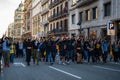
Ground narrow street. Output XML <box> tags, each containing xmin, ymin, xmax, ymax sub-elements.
<box><xmin>0</xmin><ymin>0</ymin><xmax>120</xmax><ymax>80</ymax></box>
<box><xmin>0</xmin><ymin>58</ymin><xmax>120</xmax><ymax>80</ymax></box>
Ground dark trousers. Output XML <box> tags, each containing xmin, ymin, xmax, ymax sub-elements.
<box><xmin>88</xmin><ymin>50</ymin><xmax>95</xmax><ymax>63</ymax></box>
<box><xmin>26</xmin><ymin>50</ymin><xmax>31</xmax><ymax>65</ymax></box>
<box><xmin>102</xmin><ymin>51</ymin><xmax>108</xmax><ymax>63</ymax></box>
<box><xmin>0</xmin><ymin>49</ymin><xmax>2</xmax><ymax>60</ymax></box>
<box><xmin>114</xmin><ymin>52</ymin><xmax>119</xmax><ymax>62</ymax></box>
<box><xmin>18</xmin><ymin>49</ymin><xmax>23</xmax><ymax>57</ymax></box>
<box><xmin>10</xmin><ymin>54</ymin><xmax>14</xmax><ymax>63</ymax></box>
<box><xmin>3</xmin><ymin>50</ymin><xmax>10</xmax><ymax>66</ymax></box>
<box><xmin>66</xmin><ymin>50</ymin><xmax>75</xmax><ymax>62</ymax></box>
<box><xmin>33</xmin><ymin>49</ymin><xmax>38</xmax><ymax>63</ymax></box>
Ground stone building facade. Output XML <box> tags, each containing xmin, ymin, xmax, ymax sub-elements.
<box><xmin>69</xmin><ymin>0</ymin><xmax>120</xmax><ymax>41</ymax></box>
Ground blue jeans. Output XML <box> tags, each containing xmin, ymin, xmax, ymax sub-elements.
<box><xmin>66</xmin><ymin>50</ymin><xmax>75</xmax><ymax>62</ymax></box>
<box><xmin>84</xmin><ymin>50</ymin><xmax>88</xmax><ymax>60</ymax></box>
<box><xmin>49</xmin><ymin>52</ymin><xmax>53</xmax><ymax>63</ymax></box>
<box><xmin>10</xmin><ymin>54</ymin><xmax>14</xmax><ymax>63</ymax></box>
<box><xmin>46</xmin><ymin>51</ymin><xmax>53</xmax><ymax>63</ymax></box>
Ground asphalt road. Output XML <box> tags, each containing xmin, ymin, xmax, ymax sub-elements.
<box><xmin>0</xmin><ymin>58</ymin><xmax>120</xmax><ymax>80</ymax></box>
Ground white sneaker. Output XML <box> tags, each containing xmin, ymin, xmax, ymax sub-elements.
<box><xmin>62</xmin><ymin>63</ymin><xmax>66</xmax><ymax>65</ymax></box>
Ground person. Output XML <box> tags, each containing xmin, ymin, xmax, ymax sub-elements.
<box><xmin>109</xmin><ymin>44</ymin><xmax>114</xmax><ymax>61</ymax></box>
<box><xmin>87</xmin><ymin>40</ymin><xmax>95</xmax><ymax>63</ymax></box>
<box><xmin>15</xmin><ymin>41</ymin><xmax>19</xmax><ymax>58</ymax></box>
<box><xmin>39</xmin><ymin>39</ymin><xmax>46</xmax><ymax>62</ymax></box>
<box><xmin>0</xmin><ymin>38</ymin><xmax>3</xmax><ymax>71</ymax></box>
<box><xmin>58</xmin><ymin>38</ymin><xmax>67</xmax><ymax>65</ymax></box>
<box><xmin>0</xmin><ymin>38</ymin><xmax>3</xmax><ymax>61</ymax></box>
<box><xmin>101</xmin><ymin>40</ymin><xmax>108</xmax><ymax>63</ymax></box>
<box><xmin>2</xmin><ymin>37</ymin><xmax>11</xmax><ymax>67</ymax></box>
<box><xmin>25</xmin><ymin>38</ymin><xmax>32</xmax><ymax>66</ymax></box>
<box><xmin>32</xmin><ymin>38</ymin><xmax>39</xmax><ymax>65</ymax></box>
<box><xmin>23</xmin><ymin>39</ymin><xmax>27</xmax><ymax>60</ymax></box>
<box><xmin>94</xmin><ymin>39</ymin><xmax>102</xmax><ymax>63</ymax></box>
<box><xmin>46</xmin><ymin>38</ymin><xmax>53</xmax><ymax>65</ymax></box>
<box><xmin>118</xmin><ymin>40</ymin><xmax>120</xmax><ymax>61</ymax></box>
<box><xmin>9</xmin><ymin>41</ymin><xmax>15</xmax><ymax>63</ymax></box>
<box><xmin>76</xmin><ymin>38</ymin><xmax>83</xmax><ymax>64</ymax></box>
<box><xmin>18</xmin><ymin>40</ymin><xmax>24</xmax><ymax>57</ymax></box>
<box><xmin>83</xmin><ymin>39</ymin><xmax>90</xmax><ymax>62</ymax></box>
<box><xmin>112</xmin><ymin>41</ymin><xmax>119</xmax><ymax>63</ymax></box>
<box><xmin>51</xmin><ymin>37</ymin><xmax>57</xmax><ymax>63</ymax></box>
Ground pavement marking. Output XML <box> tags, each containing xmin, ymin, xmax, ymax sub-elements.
<box><xmin>14</xmin><ymin>63</ymin><xmax>26</xmax><ymax>67</ymax></box>
<box><xmin>20</xmin><ymin>63</ymin><xmax>26</xmax><ymax>67</ymax></box>
<box><xmin>94</xmin><ymin>66</ymin><xmax>120</xmax><ymax>72</ymax></box>
<box><xmin>109</xmin><ymin>62</ymin><xmax>120</xmax><ymax>65</ymax></box>
<box><xmin>49</xmin><ymin>66</ymin><xmax>82</xmax><ymax>80</ymax></box>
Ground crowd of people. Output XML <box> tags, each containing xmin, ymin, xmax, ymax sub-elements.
<box><xmin>0</xmin><ymin>36</ymin><xmax>120</xmax><ymax>68</ymax></box>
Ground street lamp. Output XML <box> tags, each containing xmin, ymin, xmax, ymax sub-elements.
<box><xmin>77</xmin><ymin>20</ymin><xmax>82</xmax><ymax>37</ymax></box>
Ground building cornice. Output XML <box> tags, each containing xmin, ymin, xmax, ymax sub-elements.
<box><xmin>31</xmin><ymin>0</ymin><xmax>41</xmax><ymax>10</ymax></box>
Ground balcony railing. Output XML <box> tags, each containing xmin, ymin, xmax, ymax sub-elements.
<box><xmin>48</xmin><ymin>28</ymin><xmax>68</xmax><ymax>35</ymax></box>
<box><xmin>41</xmin><ymin>20</ymin><xmax>49</xmax><ymax>26</ymax></box>
<box><xmin>49</xmin><ymin>0</ymin><xmax>65</xmax><ymax>9</ymax></box>
<box><xmin>48</xmin><ymin>8</ymin><xmax>68</xmax><ymax>21</ymax></box>
<box><xmin>76</xmin><ymin>0</ymin><xmax>98</xmax><ymax>8</ymax></box>
<box><xmin>41</xmin><ymin>0</ymin><xmax>49</xmax><ymax>6</ymax></box>
<box><xmin>41</xmin><ymin>7</ymin><xmax>49</xmax><ymax>16</ymax></box>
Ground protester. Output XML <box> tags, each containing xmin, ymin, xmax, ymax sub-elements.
<box><xmin>2</xmin><ymin>37</ymin><xmax>11</xmax><ymax>67</ymax></box>
<box><xmin>25</xmin><ymin>38</ymin><xmax>32</xmax><ymax>66</ymax></box>
<box><xmin>76</xmin><ymin>38</ymin><xmax>83</xmax><ymax>64</ymax></box>
<box><xmin>32</xmin><ymin>38</ymin><xmax>40</xmax><ymax>65</ymax></box>
<box><xmin>0</xmin><ymin>38</ymin><xmax>3</xmax><ymax>61</ymax></box>
<box><xmin>9</xmin><ymin>41</ymin><xmax>15</xmax><ymax>63</ymax></box>
<box><xmin>112</xmin><ymin>41</ymin><xmax>119</xmax><ymax>63</ymax></box>
<box><xmin>0</xmin><ymin>38</ymin><xmax>3</xmax><ymax>72</ymax></box>
<box><xmin>101</xmin><ymin>40</ymin><xmax>108</xmax><ymax>63</ymax></box>
<box><xmin>18</xmin><ymin>40</ymin><xmax>24</xmax><ymax>57</ymax></box>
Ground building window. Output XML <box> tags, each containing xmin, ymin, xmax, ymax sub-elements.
<box><xmin>50</xmin><ymin>24</ymin><xmax>52</xmax><ymax>31</ymax></box>
<box><xmin>57</xmin><ymin>7</ymin><xmax>59</xmax><ymax>15</ymax></box>
<box><xmin>64</xmin><ymin>19</ymin><xmax>68</xmax><ymax>31</ymax></box>
<box><xmin>56</xmin><ymin>22</ymin><xmax>59</xmax><ymax>31</ymax></box>
<box><xmin>18</xmin><ymin>15</ymin><xmax>21</xmax><ymax>17</ymax></box>
<box><xmin>60</xmin><ymin>21</ymin><xmax>62</xmax><ymax>27</ymax></box>
<box><xmin>53</xmin><ymin>9</ymin><xmax>55</xmax><ymax>16</ymax></box>
<box><xmin>92</xmin><ymin>7</ymin><xmax>98</xmax><ymax>19</ymax></box>
<box><xmin>60</xmin><ymin>4</ymin><xmax>63</xmax><ymax>13</ymax></box>
<box><xmin>50</xmin><ymin>0</ymin><xmax>52</xmax><ymax>4</ymax></box>
<box><xmin>65</xmin><ymin>2</ymin><xmax>68</xmax><ymax>7</ymax></box>
<box><xmin>86</xmin><ymin>9</ymin><xmax>90</xmax><ymax>21</ymax></box>
<box><xmin>104</xmin><ymin>2</ymin><xmax>111</xmax><ymax>17</ymax></box>
<box><xmin>53</xmin><ymin>23</ymin><xmax>55</xmax><ymax>29</ymax></box>
<box><xmin>79</xmin><ymin>12</ymin><xmax>83</xmax><ymax>22</ymax></box>
<box><xmin>72</xmin><ymin>14</ymin><xmax>75</xmax><ymax>24</ymax></box>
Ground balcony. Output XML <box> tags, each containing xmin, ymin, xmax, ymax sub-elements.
<box><xmin>48</xmin><ymin>28</ymin><xmax>68</xmax><ymax>35</ymax></box>
<box><xmin>41</xmin><ymin>20</ymin><xmax>49</xmax><ymax>26</ymax></box>
<box><xmin>41</xmin><ymin>7</ymin><xmax>49</xmax><ymax>16</ymax></box>
<box><xmin>76</xmin><ymin>0</ymin><xmax>98</xmax><ymax>8</ymax></box>
<box><xmin>41</xmin><ymin>0</ymin><xmax>49</xmax><ymax>6</ymax></box>
<box><xmin>48</xmin><ymin>8</ymin><xmax>69</xmax><ymax>22</ymax></box>
<box><xmin>49</xmin><ymin>0</ymin><xmax>65</xmax><ymax>9</ymax></box>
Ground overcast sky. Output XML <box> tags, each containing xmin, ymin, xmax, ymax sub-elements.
<box><xmin>0</xmin><ymin>0</ymin><xmax>24</xmax><ymax>38</ymax></box>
